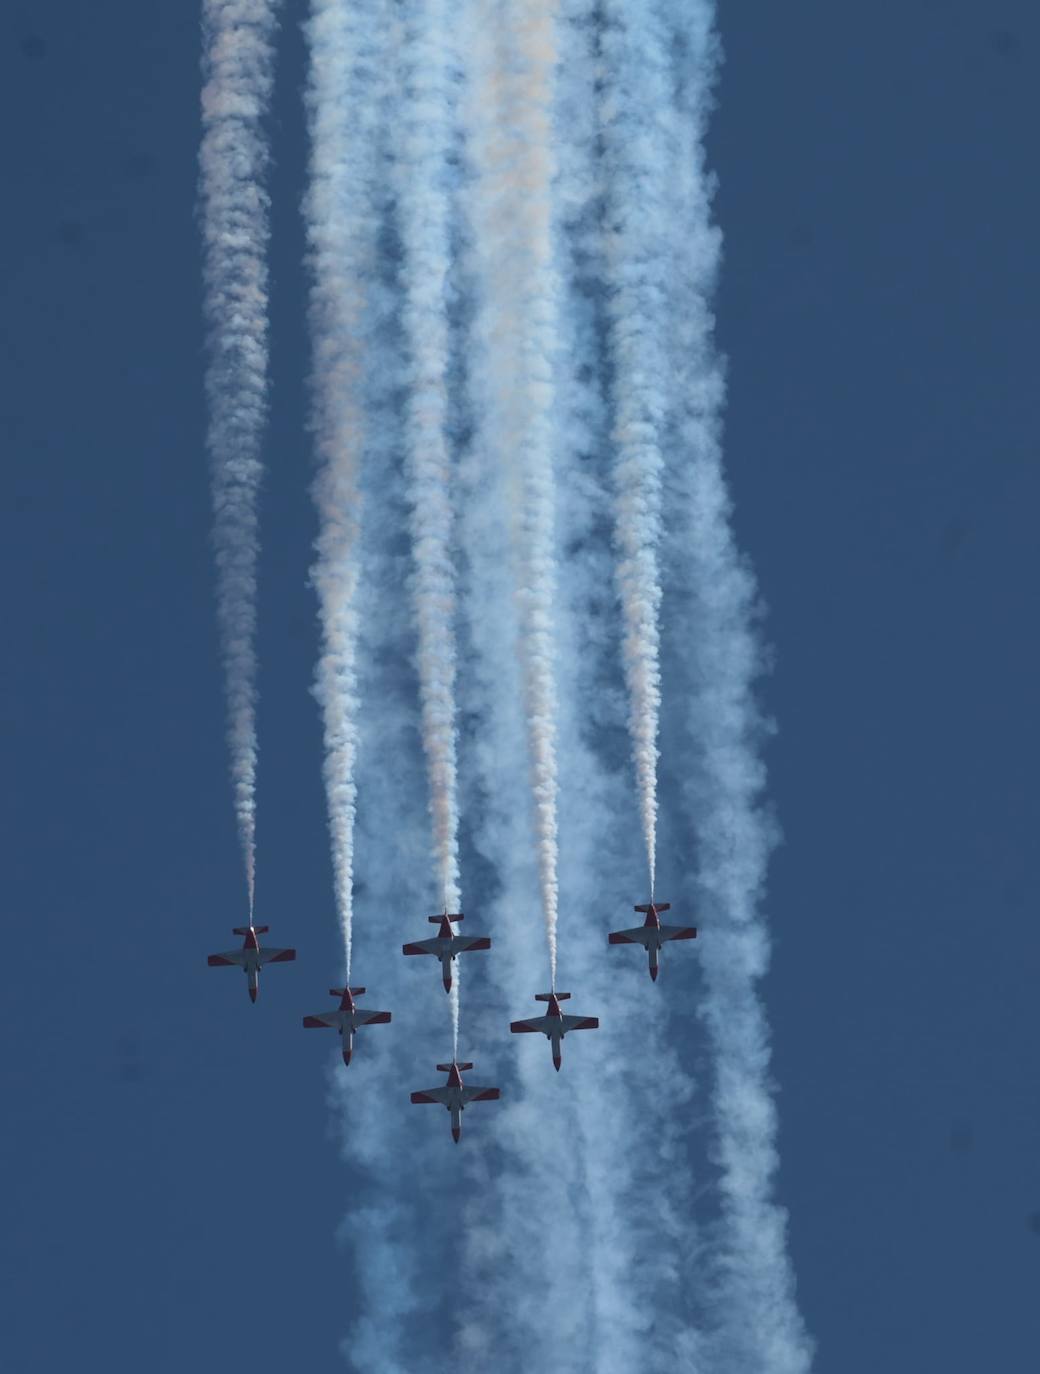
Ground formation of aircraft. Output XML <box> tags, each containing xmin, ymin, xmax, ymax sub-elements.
<box><xmin>410</xmin><ymin>1060</ymin><xmax>501</xmax><ymax>1142</ymax></box>
<box><xmin>607</xmin><ymin>902</ymin><xmax>698</xmax><ymax>981</ymax></box>
<box><xmin>207</xmin><ymin>897</ymin><xmax>698</xmax><ymax>1138</ymax></box>
<box><xmin>206</xmin><ymin>924</ymin><xmax>296</xmax><ymax>1002</ymax></box>
<box><xmin>401</xmin><ymin>911</ymin><xmax>491</xmax><ymax>992</ymax></box>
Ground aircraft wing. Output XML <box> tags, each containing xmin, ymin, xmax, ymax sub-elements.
<box><xmin>410</xmin><ymin>1086</ymin><xmax>452</xmax><ymax>1106</ymax></box>
<box><xmin>302</xmin><ymin>1011</ymin><xmax>342</xmax><ymax>1029</ymax></box>
<box><xmin>355</xmin><ymin>1009</ymin><xmax>392</xmax><ymax>1026</ymax></box>
<box><xmin>510</xmin><ymin>1015</ymin><xmax>551</xmax><ymax>1034</ymax></box>
<box><xmin>453</xmin><ymin>935</ymin><xmax>491</xmax><ymax>953</ymax></box>
<box><xmin>461</xmin><ymin>1085</ymin><xmax>500</xmax><ymax>1104</ymax></box>
<box><xmin>402</xmin><ymin>938</ymin><xmax>439</xmax><ymax>956</ymax></box>
<box><xmin>560</xmin><ymin>1014</ymin><xmax>599</xmax><ymax>1032</ymax></box>
<box><xmin>608</xmin><ymin>926</ymin><xmax>651</xmax><ymax>946</ymax></box>
<box><xmin>258</xmin><ymin>946</ymin><xmax>297</xmax><ymax>965</ymax></box>
<box><xmin>207</xmin><ymin>949</ymin><xmax>246</xmax><ymax>966</ymax></box>
<box><xmin>660</xmin><ymin>925</ymin><xmax>697</xmax><ymax>942</ymax></box>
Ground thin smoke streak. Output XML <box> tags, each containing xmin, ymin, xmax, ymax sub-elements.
<box><xmin>199</xmin><ymin>0</ymin><xmax>280</xmax><ymax>913</ymax></box>
<box><xmin>305</xmin><ymin>0</ymin><xmax>388</xmax><ymax>973</ymax></box>
<box><xmin>395</xmin><ymin>0</ymin><xmax>464</xmax><ymax>1056</ymax></box>
<box><xmin>462</xmin><ymin>0</ymin><xmax>563</xmax><ymax>987</ymax></box>
<box><xmin>599</xmin><ymin>0</ymin><xmax>671</xmax><ymax>900</ymax></box>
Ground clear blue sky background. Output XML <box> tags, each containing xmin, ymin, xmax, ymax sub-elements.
<box><xmin>1</xmin><ymin>2</ymin><xmax>1037</xmax><ymax>1370</ymax></box>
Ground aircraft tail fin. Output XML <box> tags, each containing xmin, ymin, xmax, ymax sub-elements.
<box><xmin>535</xmin><ymin>991</ymin><xmax>570</xmax><ymax>1002</ymax></box>
<box><xmin>429</xmin><ymin>912</ymin><xmax>463</xmax><ymax>924</ymax></box>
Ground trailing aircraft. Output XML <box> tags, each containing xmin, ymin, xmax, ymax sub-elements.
<box><xmin>302</xmin><ymin>986</ymin><xmax>391</xmax><ymax>1065</ymax></box>
<box><xmin>206</xmin><ymin>924</ymin><xmax>296</xmax><ymax>1002</ymax></box>
<box><xmin>608</xmin><ymin>902</ymin><xmax>697</xmax><ymax>981</ymax></box>
<box><xmin>402</xmin><ymin>912</ymin><xmax>491</xmax><ymax>993</ymax></box>
<box><xmin>509</xmin><ymin>992</ymin><xmax>599</xmax><ymax>1071</ymax></box>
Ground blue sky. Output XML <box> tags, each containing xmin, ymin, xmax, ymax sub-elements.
<box><xmin>2</xmin><ymin>2</ymin><xmax>1038</xmax><ymax>1371</ymax></box>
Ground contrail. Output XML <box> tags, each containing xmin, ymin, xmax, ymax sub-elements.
<box><xmin>198</xmin><ymin>0</ymin><xmax>280</xmax><ymax>913</ymax></box>
<box><xmin>661</xmin><ymin>2</ymin><xmax>814</xmax><ymax>1367</ymax></box>
<box><xmin>304</xmin><ymin>0</ymin><xmax>388</xmax><ymax>973</ymax></box>
<box><xmin>461</xmin><ymin>0</ymin><xmax>563</xmax><ymax>986</ymax></box>
<box><xmin>394</xmin><ymin>0</ymin><xmax>464</xmax><ymax>1055</ymax></box>
<box><xmin>599</xmin><ymin>0</ymin><xmax>672</xmax><ymax>899</ymax></box>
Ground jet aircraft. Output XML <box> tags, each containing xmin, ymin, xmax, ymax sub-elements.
<box><xmin>402</xmin><ymin>912</ymin><xmax>491</xmax><ymax>993</ymax></box>
<box><xmin>302</xmin><ymin>986</ymin><xmax>391</xmax><ymax>1065</ymax></box>
<box><xmin>410</xmin><ymin>1060</ymin><xmax>500</xmax><ymax>1142</ymax></box>
<box><xmin>206</xmin><ymin>924</ymin><xmax>296</xmax><ymax>1002</ymax></box>
<box><xmin>608</xmin><ymin>902</ymin><xmax>697</xmax><ymax>981</ymax></box>
<box><xmin>509</xmin><ymin>992</ymin><xmax>599</xmax><ymax>1070</ymax></box>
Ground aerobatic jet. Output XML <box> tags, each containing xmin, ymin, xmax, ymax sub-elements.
<box><xmin>302</xmin><ymin>986</ymin><xmax>391</xmax><ymax>1066</ymax></box>
<box><xmin>509</xmin><ymin>992</ymin><xmax>599</xmax><ymax>1071</ymax></box>
<box><xmin>206</xmin><ymin>924</ymin><xmax>296</xmax><ymax>1002</ymax></box>
<box><xmin>608</xmin><ymin>902</ymin><xmax>698</xmax><ymax>981</ymax></box>
<box><xmin>409</xmin><ymin>1060</ymin><xmax>501</xmax><ymax>1142</ymax></box>
<box><xmin>401</xmin><ymin>912</ymin><xmax>491</xmax><ymax>993</ymax></box>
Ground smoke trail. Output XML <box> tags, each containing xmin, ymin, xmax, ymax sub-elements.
<box><xmin>198</xmin><ymin>0</ymin><xmax>280</xmax><ymax>912</ymax></box>
<box><xmin>304</xmin><ymin>0</ymin><xmax>388</xmax><ymax>973</ymax></box>
<box><xmin>662</xmin><ymin>3</ymin><xmax>815</xmax><ymax>1367</ymax></box>
<box><xmin>461</xmin><ymin>0</ymin><xmax>563</xmax><ymax>986</ymax></box>
<box><xmin>598</xmin><ymin>0</ymin><xmax>674</xmax><ymax>899</ymax></box>
<box><xmin>394</xmin><ymin>0</ymin><xmax>464</xmax><ymax>1055</ymax></box>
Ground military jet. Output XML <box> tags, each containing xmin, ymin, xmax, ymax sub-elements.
<box><xmin>206</xmin><ymin>924</ymin><xmax>296</xmax><ymax>1003</ymax></box>
<box><xmin>402</xmin><ymin>912</ymin><xmax>491</xmax><ymax>993</ymax></box>
<box><xmin>509</xmin><ymin>992</ymin><xmax>599</xmax><ymax>1071</ymax></box>
<box><xmin>608</xmin><ymin>902</ymin><xmax>697</xmax><ymax>981</ymax></box>
<box><xmin>410</xmin><ymin>1060</ymin><xmax>501</xmax><ymax>1142</ymax></box>
<box><xmin>302</xmin><ymin>986</ymin><xmax>391</xmax><ymax>1065</ymax></box>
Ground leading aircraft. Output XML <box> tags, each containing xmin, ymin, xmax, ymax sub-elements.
<box><xmin>402</xmin><ymin>912</ymin><xmax>491</xmax><ymax>993</ymax></box>
<box><xmin>409</xmin><ymin>1060</ymin><xmax>501</xmax><ymax>1142</ymax></box>
<box><xmin>302</xmin><ymin>986</ymin><xmax>391</xmax><ymax>1066</ymax></box>
<box><xmin>509</xmin><ymin>992</ymin><xmax>599</xmax><ymax>1071</ymax></box>
<box><xmin>206</xmin><ymin>924</ymin><xmax>296</xmax><ymax>1002</ymax></box>
<box><xmin>608</xmin><ymin>901</ymin><xmax>697</xmax><ymax>981</ymax></box>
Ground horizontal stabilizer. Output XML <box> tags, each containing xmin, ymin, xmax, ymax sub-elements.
<box><xmin>430</xmin><ymin>912</ymin><xmax>463</xmax><ymax>923</ymax></box>
<box><xmin>437</xmin><ymin>1061</ymin><xmax>473</xmax><ymax>1072</ymax></box>
<box><xmin>535</xmin><ymin>991</ymin><xmax>569</xmax><ymax>1002</ymax></box>
<box><xmin>635</xmin><ymin>903</ymin><xmax>670</xmax><ymax>914</ymax></box>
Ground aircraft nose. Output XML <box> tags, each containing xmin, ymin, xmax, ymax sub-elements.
<box><xmin>248</xmin><ymin>986</ymin><xmax>258</xmax><ymax>1003</ymax></box>
<box><xmin>553</xmin><ymin>1057</ymin><xmax>561</xmax><ymax>1072</ymax></box>
<box><xmin>451</xmin><ymin>1127</ymin><xmax>460</xmax><ymax>1143</ymax></box>
<box><xmin>650</xmin><ymin>966</ymin><xmax>658</xmax><ymax>982</ymax></box>
<box><xmin>342</xmin><ymin>1050</ymin><xmax>352</xmax><ymax>1066</ymax></box>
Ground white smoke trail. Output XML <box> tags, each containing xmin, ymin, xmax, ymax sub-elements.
<box><xmin>662</xmin><ymin>3</ymin><xmax>814</xmax><ymax>1367</ymax></box>
<box><xmin>461</xmin><ymin>0</ymin><xmax>563</xmax><ymax>986</ymax></box>
<box><xmin>394</xmin><ymin>0</ymin><xmax>464</xmax><ymax>1056</ymax></box>
<box><xmin>198</xmin><ymin>0</ymin><xmax>280</xmax><ymax>913</ymax></box>
<box><xmin>304</xmin><ymin>0</ymin><xmax>388</xmax><ymax>974</ymax></box>
<box><xmin>598</xmin><ymin>0</ymin><xmax>673</xmax><ymax>899</ymax></box>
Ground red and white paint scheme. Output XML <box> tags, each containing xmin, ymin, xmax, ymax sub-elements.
<box><xmin>302</xmin><ymin>986</ymin><xmax>391</xmax><ymax>1066</ymax></box>
<box><xmin>608</xmin><ymin>902</ymin><xmax>698</xmax><ymax>982</ymax></box>
<box><xmin>510</xmin><ymin>992</ymin><xmax>599</xmax><ymax>1071</ymax></box>
<box><xmin>401</xmin><ymin>912</ymin><xmax>491</xmax><ymax>993</ymax></box>
<box><xmin>206</xmin><ymin>924</ymin><xmax>296</xmax><ymax>1002</ymax></box>
<box><xmin>410</xmin><ymin>1060</ymin><xmax>501</xmax><ymax>1143</ymax></box>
